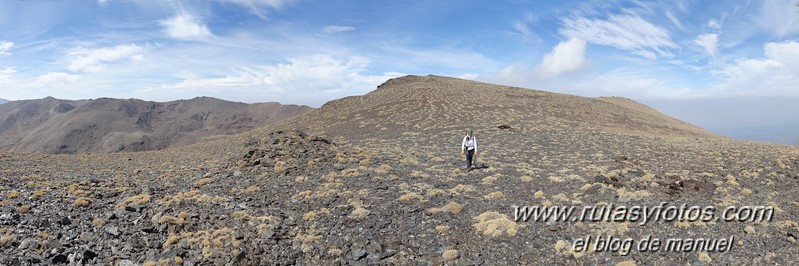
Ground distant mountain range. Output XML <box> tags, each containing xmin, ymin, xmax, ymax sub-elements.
<box><xmin>0</xmin><ymin>98</ymin><xmax>8</xmax><ymax>104</ymax></box>
<box><xmin>0</xmin><ymin>96</ymin><xmax>312</xmax><ymax>153</ymax></box>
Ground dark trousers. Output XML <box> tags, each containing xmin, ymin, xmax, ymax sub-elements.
<box><xmin>465</xmin><ymin>149</ymin><xmax>474</xmax><ymax>169</ymax></box>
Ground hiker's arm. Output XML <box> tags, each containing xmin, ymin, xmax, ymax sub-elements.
<box><xmin>474</xmin><ymin>138</ymin><xmax>478</xmax><ymax>154</ymax></box>
<box><xmin>461</xmin><ymin>137</ymin><xmax>466</xmax><ymax>155</ymax></box>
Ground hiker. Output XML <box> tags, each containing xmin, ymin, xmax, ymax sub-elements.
<box><xmin>461</xmin><ymin>130</ymin><xmax>477</xmax><ymax>171</ymax></box>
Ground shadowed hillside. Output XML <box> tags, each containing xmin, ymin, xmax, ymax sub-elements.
<box><xmin>0</xmin><ymin>76</ymin><xmax>797</xmax><ymax>265</ymax></box>
<box><xmin>0</xmin><ymin>96</ymin><xmax>312</xmax><ymax>153</ymax></box>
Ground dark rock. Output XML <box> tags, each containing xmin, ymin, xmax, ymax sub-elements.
<box><xmin>59</xmin><ymin>217</ymin><xmax>71</xmax><ymax>225</ymax></box>
<box><xmin>353</xmin><ymin>249</ymin><xmax>368</xmax><ymax>260</ymax></box>
<box><xmin>82</xmin><ymin>250</ymin><xmax>98</xmax><ymax>262</ymax></box>
<box><xmin>380</xmin><ymin>250</ymin><xmax>397</xmax><ymax>259</ymax></box>
<box><xmin>51</xmin><ymin>254</ymin><xmax>68</xmax><ymax>264</ymax></box>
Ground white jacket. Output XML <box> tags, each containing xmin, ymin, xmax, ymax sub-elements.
<box><xmin>462</xmin><ymin>136</ymin><xmax>477</xmax><ymax>151</ymax></box>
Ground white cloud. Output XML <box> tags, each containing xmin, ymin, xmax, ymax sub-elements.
<box><xmin>717</xmin><ymin>41</ymin><xmax>799</xmax><ymax>96</ymax></box>
<box><xmin>535</xmin><ymin>38</ymin><xmax>587</xmax><ymax>80</ymax></box>
<box><xmin>36</xmin><ymin>72</ymin><xmax>81</xmax><ymax>83</ymax></box>
<box><xmin>0</xmin><ymin>67</ymin><xmax>16</xmax><ymax>75</ymax></box>
<box><xmin>560</xmin><ymin>14</ymin><xmax>677</xmax><ymax>59</ymax></box>
<box><xmin>159</xmin><ymin>14</ymin><xmax>212</xmax><ymax>40</ymax></box>
<box><xmin>707</xmin><ymin>19</ymin><xmax>722</xmax><ymax>30</ymax></box>
<box><xmin>694</xmin><ymin>33</ymin><xmax>719</xmax><ymax>59</ymax></box>
<box><xmin>323</xmin><ymin>25</ymin><xmax>355</xmax><ymax>34</ymax></box>
<box><xmin>0</xmin><ymin>67</ymin><xmax>16</xmax><ymax>84</ymax></box>
<box><xmin>754</xmin><ymin>0</ymin><xmax>799</xmax><ymax>38</ymax></box>
<box><xmin>222</xmin><ymin>0</ymin><xmax>290</xmax><ymax>19</ymax></box>
<box><xmin>0</xmin><ymin>41</ymin><xmax>13</xmax><ymax>56</ymax></box>
<box><xmin>97</xmin><ymin>0</ymin><xmax>109</xmax><ymax>5</ymax></box>
<box><xmin>150</xmin><ymin>54</ymin><xmax>403</xmax><ymax>105</ymax></box>
<box><xmin>67</xmin><ymin>44</ymin><xmax>145</xmax><ymax>73</ymax></box>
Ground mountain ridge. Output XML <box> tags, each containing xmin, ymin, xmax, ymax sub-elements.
<box><xmin>0</xmin><ymin>96</ymin><xmax>312</xmax><ymax>153</ymax></box>
<box><xmin>272</xmin><ymin>75</ymin><xmax>717</xmax><ymax>141</ymax></box>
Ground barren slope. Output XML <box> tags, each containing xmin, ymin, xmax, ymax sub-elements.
<box><xmin>272</xmin><ymin>75</ymin><xmax>716</xmax><ymax>140</ymax></box>
<box><xmin>0</xmin><ymin>75</ymin><xmax>797</xmax><ymax>265</ymax></box>
<box><xmin>0</xmin><ymin>97</ymin><xmax>312</xmax><ymax>153</ymax></box>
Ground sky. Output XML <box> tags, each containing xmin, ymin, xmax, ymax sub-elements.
<box><xmin>0</xmin><ymin>0</ymin><xmax>798</xmax><ymax>142</ymax></box>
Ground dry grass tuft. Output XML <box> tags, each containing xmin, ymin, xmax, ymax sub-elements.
<box><xmin>442</xmin><ymin>249</ymin><xmax>459</xmax><ymax>261</ymax></box>
<box><xmin>428</xmin><ymin>201</ymin><xmax>463</xmax><ymax>214</ymax></box>
<box><xmin>348</xmin><ymin>200</ymin><xmax>370</xmax><ymax>219</ymax></box>
<box><xmin>304</xmin><ymin>208</ymin><xmax>331</xmax><ymax>221</ymax></box>
<box><xmin>482</xmin><ymin>173</ymin><xmax>501</xmax><ymax>184</ymax></box>
<box><xmin>376</xmin><ymin>164</ymin><xmax>393</xmax><ymax>174</ymax></box>
<box><xmin>160</xmin><ymin>212</ymin><xmax>189</xmax><ymax>225</ymax></box>
<box><xmin>435</xmin><ymin>225</ymin><xmax>450</xmax><ymax>234</ymax></box>
<box><xmin>31</xmin><ymin>190</ymin><xmax>47</xmax><ymax>200</ymax></box>
<box><xmin>399</xmin><ymin>192</ymin><xmax>425</xmax><ymax>202</ymax></box>
<box><xmin>448</xmin><ymin>184</ymin><xmax>475</xmax><ymax>195</ymax></box>
<box><xmin>359</xmin><ymin>158</ymin><xmax>371</xmax><ymax>167</ymax></box>
<box><xmin>327</xmin><ymin>248</ymin><xmax>343</xmax><ymax>257</ymax></box>
<box><xmin>93</xmin><ymin>218</ymin><xmax>105</xmax><ymax>227</ymax></box>
<box><xmin>6</xmin><ymin>191</ymin><xmax>20</xmax><ymax>199</ymax></box>
<box><xmin>163</xmin><ymin>227</ymin><xmax>235</xmax><ymax>258</ymax></box>
<box><xmin>472</xmin><ymin>211</ymin><xmax>519</xmax><ymax>237</ymax></box>
<box><xmin>74</xmin><ymin>197</ymin><xmax>92</xmax><ymax>207</ymax></box>
<box><xmin>118</xmin><ymin>194</ymin><xmax>151</xmax><ymax>208</ymax></box>
<box><xmin>399</xmin><ymin>156</ymin><xmax>420</xmax><ymax>165</ymax></box>
<box><xmin>483</xmin><ymin>191</ymin><xmax>506</xmax><ymax>200</ymax></box>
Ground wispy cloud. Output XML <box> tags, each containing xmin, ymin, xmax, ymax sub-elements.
<box><xmin>67</xmin><ymin>44</ymin><xmax>145</xmax><ymax>73</ymax></box>
<box><xmin>148</xmin><ymin>54</ymin><xmax>403</xmax><ymax>106</ymax></box>
<box><xmin>512</xmin><ymin>13</ymin><xmax>542</xmax><ymax>43</ymax></box>
<box><xmin>753</xmin><ymin>0</ymin><xmax>799</xmax><ymax>38</ymax></box>
<box><xmin>0</xmin><ymin>67</ymin><xmax>16</xmax><ymax>84</ymax></box>
<box><xmin>665</xmin><ymin>10</ymin><xmax>684</xmax><ymax>31</ymax></box>
<box><xmin>222</xmin><ymin>0</ymin><xmax>290</xmax><ymax>19</ymax></box>
<box><xmin>0</xmin><ymin>41</ymin><xmax>13</xmax><ymax>56</ymax></box>
<box><xmin>560</xmin><ymin>14</ymin><xmax>677</xmax><ymax>59</ymax></box>
<box><xmin>36</xmin><ymin>72</ymin><xmax>81</xmax><ymax>83</ymax></box>
<box><xmin>159</xmin><ymin>14</ymin><xmax>212</xmax><ymax>40</ymax></box>
<box><xmin>535</xmin><ymin>38</ymin><xmax>587</xmax><ymax>80</ymax></box>
<box><xmin>322</xmin><ymin>25</ymin><xmax>355</xmax><ymax>34</ymax></box>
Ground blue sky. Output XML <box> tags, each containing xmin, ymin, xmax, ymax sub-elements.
<box><xmin>1</xmin><ymin>0</ymin><xmax>799</xmax><ymax>108</ymax></box>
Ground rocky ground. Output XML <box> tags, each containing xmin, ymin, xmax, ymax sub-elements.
<box><xmin>1</xmin><ymin>75</ymin><xmax>798</xmax><ymax>265</ymax></box>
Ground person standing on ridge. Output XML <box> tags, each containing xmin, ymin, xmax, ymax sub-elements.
<box><xmin>461</xmin><ymin>130</ymin><xmax>477</xmax><ymax>171</ymax></box>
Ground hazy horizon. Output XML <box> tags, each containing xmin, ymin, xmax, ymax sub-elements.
<box><xmin>1</xmin><ymin>89</ymin><xmax>796</xmax><ymax>146</ymax></box>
